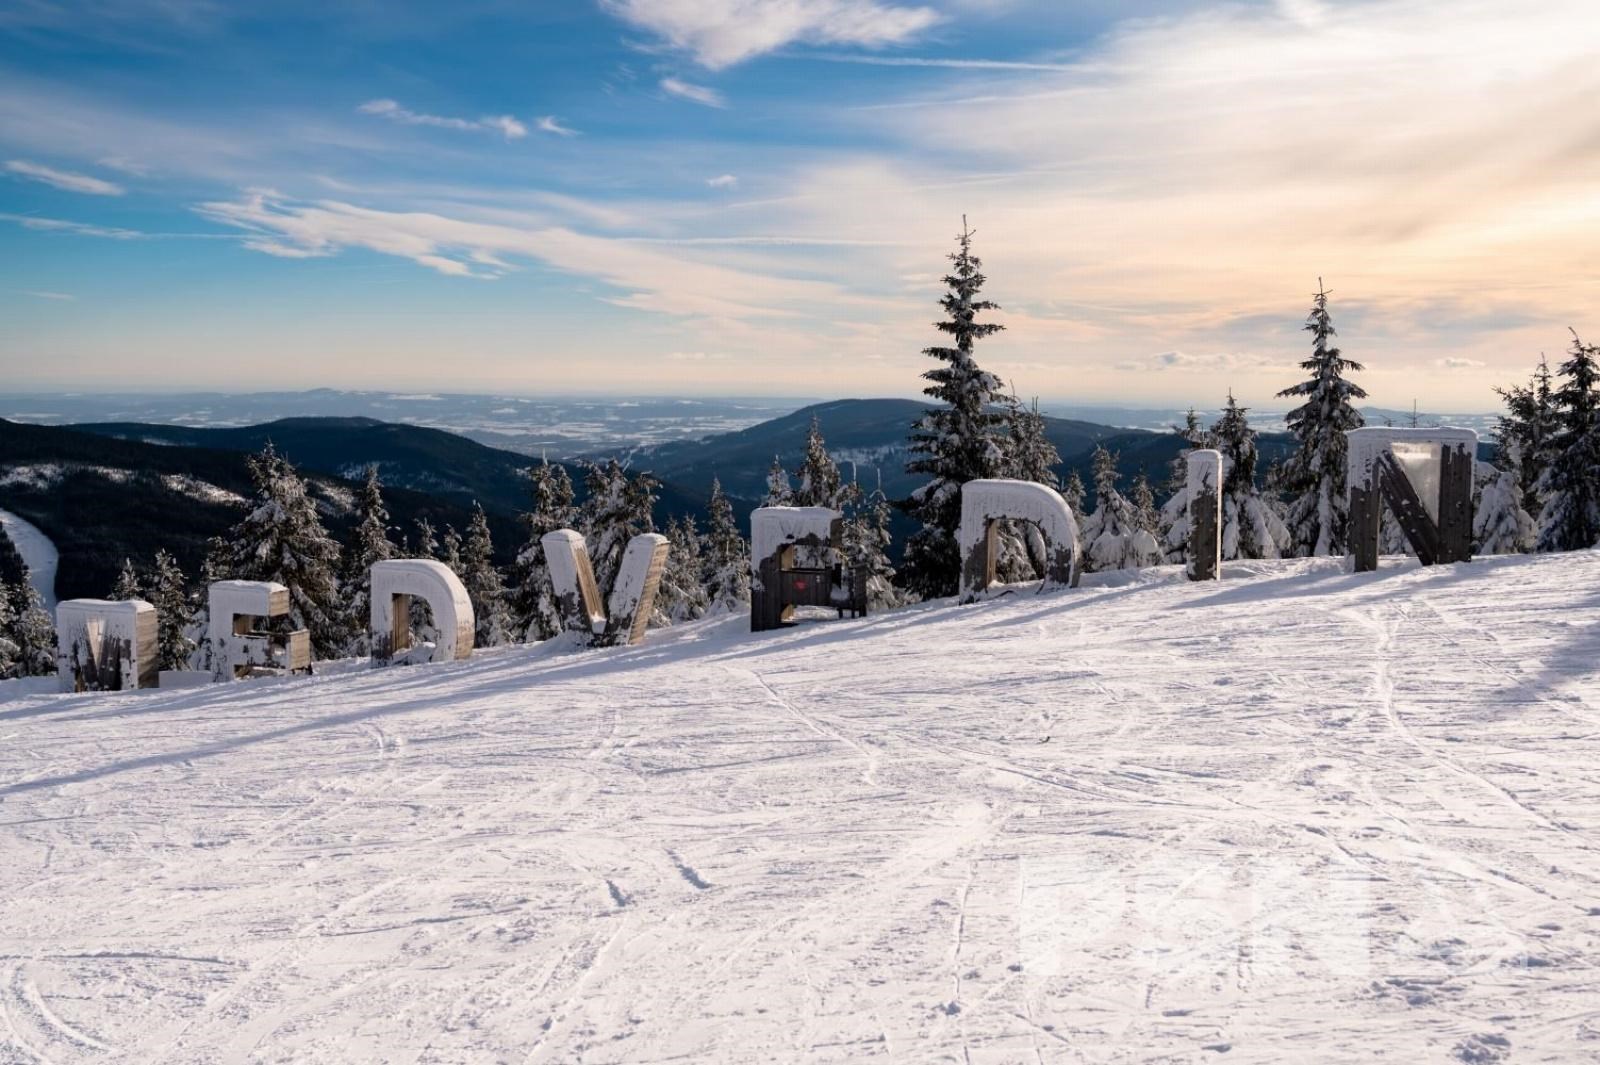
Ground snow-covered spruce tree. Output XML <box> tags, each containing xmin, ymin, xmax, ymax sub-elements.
<box><xmin>460</xmin><ymin>503</ymin><xmax>513</xmax><ymax>647</ymax></box>
<box><xmin>341</xmin><ymin>464</ymin><xmax>398</xmax><ymax>656</ymax></box>
<box><xmin>1212</xmin><ymin>393</ymin><xmax>1291</xmax><ymax>560</ymax></box>
<box><xmin>795</xmin><ymin>416</ymin><xmax>849</xmax><ymax>509</ymax></box>
<box><xmin>1276</xmin><ymin>282</ymin><xmax>1367</xmax><ymax>556</ymax></box>
<box><xmin>845</xmin><ymin>480</ymin><xmax>907</xmax><ymax>609</ymax></box>
<box><xmin>220</xmin><ymin>442</ymin><xmax>345</xmax><ymax>659</ymax></box>
<box><xmin>185</xmin><ymin>537</ymin><xmax>230</xmax><ymax>672</ymax></box>
<box><xmin>1004</xmin><ymin>393</ymin><xmax>1061</xmax><ymax>487</ymax></box>
<box><xmin>112</xmin><ymin>558</ymin><xmax>142</xmax><ymax>601</ymax></box>
<box><xmin>8</xmin><ymin>581</ymin><xmax>56</xmax><ymax>677</ymax></box>
<box><xmin>1131</xmin><ymin>472</ymin><xmax>1159</xmax><ymax>537</ymax></box>
<box><xmin>701</xmin><ymin>477</ymin><xmax>750</xmax><ymax>614</ymax></box>
<box><xmin>902</xmin><ymin>218</ymin><xmax>1012</xmax><ymax>598</ymax></box>
<box><xmin>1474</xmin><ymin>462</ymin><xmax>1535</xmax><ymax>555</ymax></box>
<box><xmin>1536</xmin><ymin>331</ymin><xmax>1600</xmax><ymax>552</ymax></box>
<box><xmin>1060</xmin><ymin>468</ymin><xmax>1086</xmax><ymax>517</ymax></box>
<box><xmin>149</xmin><ymin>548</ymin><xmax>195</xmax><ymax>672</ymax></box>
<box><xmin>0</xmin><ymin>585</ymin><xmax>17</xmax><ymax>679</ymax></box>
<box><xmin>441</xmin><ymin>525</ymin><xmax>463</xmax><ymax>575</ymax></box>
<box><xmin>580</xmin><ymin>459</ymin><xmax>659</xmax><ymax>598</ymax></box>
<box><xmin>1495</xmin><ymin>356</ymin><xmax>1560</xmax><ymax>519</ymax></box>
<box><xmin>0</xmin><ymin>525</ymin><xmax>25</xmax><ymax>590</ymax></box>
<box><xmin>764</xmin><ymin>456</ymin><xmax>795</xmax><ymax>507</ymax></box>
<box><xmin>1080</xmin><ymin>446</ymin><xmax>1161</xmax><ymax>572</ymax></box>
<box><xmin>1159</xmin><ymin>410</ymin><xmax>1216</xmax><ymax>563</ymax></box>
<box><xmin>656</xmin><ymin>515</ymin><xmax>710</xmax><ymax>624</ymax></box>
<box><xmin>413</xmin><ymin>517</ymin><xmax>440</xmax><ymax>560</ymax></box>
<box><xmin>510</xmin><ymin>459</ymin><xmax>577</xmax><ymax>642</ymax></box>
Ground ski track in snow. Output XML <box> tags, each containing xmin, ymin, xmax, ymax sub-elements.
<box><xmin>0</xmin><ymin>509</ymin><xmax>57</xmax><ymax>611</ymax></box>
<box><xmin>1</xmin><ymin>551</ymin><xmax>1599</xmax><ymax>1062</ymax></box>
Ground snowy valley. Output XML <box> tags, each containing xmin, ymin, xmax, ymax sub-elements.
<box><xmin>3</xmin><ymin>550</ymin><xmax>1598</xmax><ymax>1063</ymax></box>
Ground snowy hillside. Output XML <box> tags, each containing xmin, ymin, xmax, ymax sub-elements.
<box><xmin>0</xmin><ymin>507</ymin><xmax>57</xmax><ymax>609</ymax></box>
<box><xmin>2</xmin><ymin>551</ymin><xmax>1598</xmax><ymax>1063</ymax></box>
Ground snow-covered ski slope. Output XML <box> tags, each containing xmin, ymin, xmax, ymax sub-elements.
<box><xmin>0</xmin><ymin>508</ymin><xmax>57</xmax><ymax>610</ymax></box>
<box><xmin>3</xmin><ymin>552</ymin><xmax>1599</xmax><ymax>1064</ymax></box>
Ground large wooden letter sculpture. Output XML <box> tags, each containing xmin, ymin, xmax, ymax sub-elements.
<box><xmin>1347</xmin><ymin>427</ymin><xmax>1477</xmax><ymax>572</ymax></box>
<box><xmin>750</xmin><ymin>507</ymin><xmax>867</xmax><ymax>632</ymax></box>
<box><xmin>369</xmin><ymin>559</ymin><xmax>474</xmax><ymax>666</ymax></box>
<box><xmin>56</xmin><ymin>598</ymin><xmax>158</xmax><ymax>692</ymax></box>
<box><xmin>1187</xmin><ymin>449</ymin><xmax>1223</xmax><ymax>582</ymax></box>
<box><xmin>958</xmin><ymin>479</ymin><xmax>1081</xmax><ymax>604</ymax></box>
<box><xmin>541</xmin><ymin>530</ymin><xmax>670</xmax><ymax>647</ymax></box>
<box><xmin>208</xmin><ymin>580</ymin><xmax>312</xmax><ymax>680</ymax></box>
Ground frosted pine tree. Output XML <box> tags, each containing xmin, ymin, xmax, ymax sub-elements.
<box><xmin>1003</xmin><ymin>394</ymin><xmax>1061</xmax><ymax>486</ymax></box>
<box><xmin>221</xmin><ymin>442</ymin><xmax>345</xmax><ymax>659</ymax></box>
<box><xmin>580</xmin><ymin>460</ymin><xmax>659</xmax><ymax>597</ymax></box>
<box><xmin>656</xmin><ymin>516</ymin><xmax>710</xmax><ymax>624</ymax></box>
<box><xmin>441</xmin><ymin>525</ymin><xmax>463</xmax><ymax>576</ymax></box>
<box><xmin>8</xmin><ymin>582</ymin><xmax>56</xmax><ymax>677</ymax></box>
<box><xmin>1080</xmin><ymin>447</ymin><xmax>1161</xmax><ymax>571</ymax></box>
<box><xmin>701</xmin><ymin>478</ymin><xmax>750</xmax><ymax>614</ymax></box>
<box><xmin>845</xmin><ymin>480</ymin><xmax>907</xmax><ymax>609</ymax></box>
<box><xmin>1061</xmin><ymin>469</ymin><xmax>1086</xmax><ymax>516</ymax></box>
<box><xmin>341</xmin><ymin>464</ymin><xmax>398</xmax><ymax>655</ymax></box>
<box><xmin>1131</xmin><ymin>472</ymin><xmax>1159</xmax><ymax>536</ymax></box>
<box><xmin>1536</xmin><ymin>331</ymin><xmax>1600</xmax><ymax>552</ymax></box>
<box><xmin>1276</xmin><ymin>282</ymin><xmax>1367</xmax><ymax>556</ymax></box>
<box><xmin>1159</xmin><ymin>410</ymin><xmax>1215</xmax><ymax>563</ymax></box>
<box><xmin>1213</xmin><ymin>393</ymin><xmax>1291</xmax><ymax>560</ymax></box>
<box><xmin>510</xmin><ymin>459</ymin><xmax>577</xmax><ymax>642</ymax></box>
<box><xmin>1494</xmin><ymin>356</ymin><xmax>1560</xmax><ymax>518</ymax></box>
<box><xmin>413</xmin><ymin>517</ymin><xmax>440</xmax><ymax>560</ymax></box>
<box><xmin>461</xmin><ymin>504</ymin><xmax>513</xmax><ymax>647</ymax></box>
<box><xmin>902</xmin><ymin>218</ymin><xmax>1011</xmax><ymax>598</ymax></box>
<box><xmin>186</xmin><ymin>538</ymin><xmax>229</xmax><ymax>672</ymax></box>
<box><xmin>150</xmin><ymin>549</ymin><xmax>195</xmax><ymax>672</ymax></box>
<box><xmin>0</xmin><ymin>585</ymin><xmax>17</xmax><ymax>679</ymax></box>
<box><xmin>795</xmin><ymin>416</ymin><xmax>853</xmax><ymax>509</ymax></box>
<box><xmin>1474</xmin><ymin>462</ymin><xmax>1535</xmax><ymax>555</ymax></box>
<box><xmin>112</xmin><ymin>558</ymin><xmax>142</xmax><ymax>601</ymax></box>
<box><xmin>764</xmin><ymin>456</ymin><xmax>795</xmax><ymax>507</ymax></box>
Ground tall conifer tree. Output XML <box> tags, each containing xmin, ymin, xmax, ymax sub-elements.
<box><xmin>902</xmin><ymin>218</ymin><xmax>1010</xmax><ymax>598</ymax></box>
<box><xmin>1276</xmin><ymin>282</ymin><xmax>1367</xmax><ymax>556</ymax></box>
<box><xmin>1536</xmin><ymin>331</ymin><xmax>1600</xmax><ymax>551</ymax></box>
<box><xmin>510</xmin><ymin>459</ymin><xmax>577</xmax><ymax>641</ymax></box>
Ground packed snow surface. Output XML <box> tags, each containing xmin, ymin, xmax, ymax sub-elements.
<box><xmin>0</xmin><ymin>507</ymin><xmax>58</xmax><ymax>610</ymax></box>
<box><xmin>3</xmin><ymin>551</ymin><xmax>1600</xmax><ymax>1063</ymax></box>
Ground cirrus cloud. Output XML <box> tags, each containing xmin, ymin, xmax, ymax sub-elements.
<box><xmin>4</xmin><ymin>159</ymin><xmax>123</xmax><ymax>195</ymax></box>
<box><xmin>357</xmin><ymin>99</ymin><xmax>527</xmax><ymax>140</ymax></box>
<box><xmin>605</xmin><ymin>0</ymin><xmax>939</xmax><ymax>69</ymax></box>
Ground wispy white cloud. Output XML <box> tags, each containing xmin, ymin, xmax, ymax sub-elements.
<box><xmin>193</xmin><ymin>190</ymin><xmax>892</xmax><ymax>321</ymax></box>
<box><xmin>21</xmin><ymin>290</ymin><xmax>75</xmax><ymax>301</ymax></box>
<box><xmin>799</xmin><ymin>52</ymin><xmax>1073</xmax><ymax>70</ymax></box>
<box><xmin>0</xmin><ymin>212</ymin><xmax>141</xmax><ymax>238</ymax></box>
<box><xmin>705</xmin><ymin>173</ymin><xmax>738</xmax><ymax>188</ymax></box>
<box><xmin>357</xmin><ymin>99</ymin><xmax>527</xmax><ymax>140</ymax></box>
<box><xmin>536</xmin><ymin>115</ymin><xmax>579</xmax><ymax>136</ymax></box>
<box><xmin>660</xmin><ymin>77</ymin><xmax>725</xmax><ymax>107</ymax></box>
<box><xmin>605</xmin><ymin>0</ymin><xmax>939</xmax><ymax>68</ymax></box>
<box><xmin>1435</xmin><ymin>357</ymin><xmax>1487</xmax><ymax>370</ymax></box>
<box><xmin>4</xmin><ymin>159</ymin><xmax>123</xmax><ymax>195</ymax></box>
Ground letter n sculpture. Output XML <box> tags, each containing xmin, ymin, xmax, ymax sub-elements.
<box><xmin>1346</xmin><ymin>427</ymin><xmax>1477</xmax><ymax>572</ymax></box>
<box><xmin>541</xmin><ymin>530</ymin><xmax>670</xmax><ymax>647</ymax></box>
<box><xmin>958</xmin><ymin>479</ymin><xmax>1081</xmax><ymax>604</ymax></box>
<box><xmin>1187</xmin><ymin>449</ymin><xmax>1223</xmax><ymax>581</ymax></box>
<box><xmin>56</xmin><ymin>598</ymin><xmax>158</xmax><ymax>692</ymax></box>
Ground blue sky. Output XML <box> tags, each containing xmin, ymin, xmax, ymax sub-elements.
<box><xmin>1</xmin><ymin>0</ymin><xmax>1595</xmax><ymax>407</ymax></box>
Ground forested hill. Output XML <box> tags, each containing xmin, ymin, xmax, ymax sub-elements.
<box><xmin>635</xmin><ymin>397</ymin><xmax>1299</xmax><ymax>505</ymax></box>
<box><xmin>72</xmin><ymin>417</ymin><xmax>707</xmax><ymax>521</ymax></box>
<box><xmin>0</xmin><ymin>419</ymin><xmax>525</xmax><ymax>601</ymax></box>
